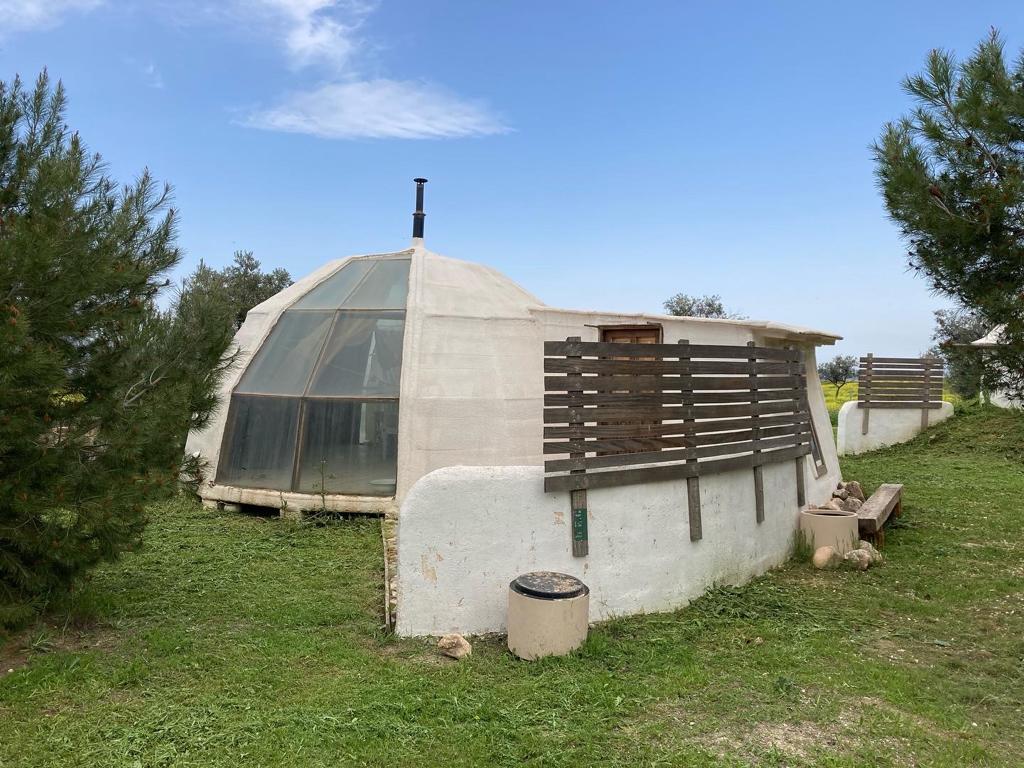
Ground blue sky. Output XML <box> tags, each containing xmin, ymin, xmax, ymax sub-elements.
<box><xmin>3</xmin><ymin>1</ymin><xmax>1023</xmax><ymax>357</ymax></box>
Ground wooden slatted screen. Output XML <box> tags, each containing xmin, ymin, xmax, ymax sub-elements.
<box><xmin>543</xmin><ymin>339</ymin><xmax>813</xmax><ymax>508</ymax></box>
<box><xmin>857</xmin><ymin>355</ymin><xmax>944</xmax><ymax>434</ymax></box>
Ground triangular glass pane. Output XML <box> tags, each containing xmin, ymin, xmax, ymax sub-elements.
<box><xmin>235</xmin><ymin>311</ymin><xmax>333</xmax><ymax>394</ymax></box>
<box><xmin>341</xmin><ymin>259</ymin><xmax>410</xmax><ymax>309</ymax></box>
<box><xmin>291</xmin><ymin>259</ymin><xmax>374</xmax><ymax>310</ymax></box>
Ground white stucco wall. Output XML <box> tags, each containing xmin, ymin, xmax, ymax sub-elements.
<box><xmin>989</xmin><ymin>389</ymin><xmax>1021</xmax><ymax>409</ymax></box>
<box><xmin>836</xmin><ymin>400</ymin><xmax>954</xmax><ymax>455</ymax></box>
<box><xmin>395</xmin><ymin>459</ymin><xmax>837</xmax><ymax>637</ymax></box>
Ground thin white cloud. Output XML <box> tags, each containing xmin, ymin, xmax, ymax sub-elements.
<box><xmin>2</xmin><ymin>0</ymin><xmax>509</xmax><ymax>140</ymax></box>
<box><xmin>0</xmin><ymin>0</ymin><xmax>102</xmax><ymax>31</ymax></box>
<box><xmin>236</xmin><ymin>0</ymin><xmax>373</xmax><ymax>72</ymax></box>
<box><xmin>234</xmin><ymin>0</ymin><xmax>508</xmax><ymax>140</ymax></box>
<box><xmin>244</xmin><ymin>79</ymin><xmax>508</xmax><ymax>139</ymax></box>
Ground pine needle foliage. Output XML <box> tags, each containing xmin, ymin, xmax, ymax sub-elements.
<box><xmin>873</xmin><ymin>29</ymin><xmax>1024</xmax><ymax>400</ymax></box>
<box><xmin>0</xmin><ymin>72</ymin><xmax>236</xmax><ymax>627</ymax></box>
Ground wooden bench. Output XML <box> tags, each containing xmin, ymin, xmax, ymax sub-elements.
<box><xmin>857</xmin><ymin>483</ymin><xmax>904</xmax><ymax>546</ymax></box>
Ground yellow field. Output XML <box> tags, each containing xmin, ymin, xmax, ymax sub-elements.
<box><xmin>820</xmin><ymin>381</ymin><xmax>962</xmax><ymax>423</ymax></box>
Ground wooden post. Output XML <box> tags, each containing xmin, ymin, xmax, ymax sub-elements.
<box><xmin>678</xmin><ymin>339</ymin><xmax>702</xmax><ymax>541</ymax></box>
<box><xmin>920</xmin><ymin>358</ymin><xmax>932</xmax><ymax>430</ymax></box>
<box><xmin>792</xmin><ymin>346</ymin><xmax>807</xmax><ymax>507</ymax></box>
<box><xmin>566</xmin><ymin>337</ymin><xmax>588</xmax><ymax>557</ymax></box>
<box><xmin>748</xmin><ymin>341</ymin><xmax>764</xmax><ymax>524</ymax></box>
<box><xmin>861</xmin><ymin>352</ymin><xmax>872</xmax><ymax>436</ymax></box>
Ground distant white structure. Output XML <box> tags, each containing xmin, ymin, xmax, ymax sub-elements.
<box><xmin>836</xmin><ymin>399</ymin><xmax>954</xmax><ymax>455</ymax></box>
<box><xmin>835</xmin><ymin>355</ymin><xmax>953</xmax><ymax>455</ymax></box>
<box><xmin>971</xmin><ymin>325</ymin><xmax>1021</xmax><ymax>408</ymax></box>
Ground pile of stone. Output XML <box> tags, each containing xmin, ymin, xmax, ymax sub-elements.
<box><xmin>812</xmin><ymin>539</ymin><xmax>884</xmax><ymax>571</ymax></box>
<box><xmin>809</xmin><ymin>479</ymin><xmax>885</xmax><ymax>571</ymax></box>
<box><xmin>810</xmin><ymin>479</ymin><xmax>866</xmax><ymax>513</ymax></box>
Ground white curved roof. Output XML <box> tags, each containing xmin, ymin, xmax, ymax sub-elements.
<box><xmin>972</xmin><ymin>325</ymin><xmax>1006</xmax><ymax>347</ymax></box>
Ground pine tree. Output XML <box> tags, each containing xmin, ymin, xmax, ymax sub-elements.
<box><xmin>0</xmin><ymin>72</ymin><xmax>235</xmax><ymax>626</ymax></box>
<box><xmin>873</xmin><ymin>30</ymin><xmax>1024</xmax><ymax>400</ymax></box>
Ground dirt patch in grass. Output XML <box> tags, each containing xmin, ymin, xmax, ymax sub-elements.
<box><xmin>0</xmin><ymin>639</ymin><xmax>29</xmax><ymax>675</ymax></box>
<box><xmin>1</xmin><ymin>619</ymin><xmax>121</xmax><ymax>674</ymax></box>
<box><xmin>678</xmin><ymin>697</ymin><xmax>949</xmax><ymax>766</ymax></box>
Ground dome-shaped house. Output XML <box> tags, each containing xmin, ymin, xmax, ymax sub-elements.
<box><xmin>186</xmin><ymin>181</ymin><xmax>843</xmax><ymax>518</ymax></box>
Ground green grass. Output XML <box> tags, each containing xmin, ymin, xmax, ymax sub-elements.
<box><xmin>2</xmin><ymin>406</ymin><xmax>1023</xmax><ymax>766</ymax></box>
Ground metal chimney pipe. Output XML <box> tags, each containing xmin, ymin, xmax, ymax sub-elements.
<box><xmin>412</xmin><ymin>178</ymin><xmax>428</xmax><ymax>240</ymax></box>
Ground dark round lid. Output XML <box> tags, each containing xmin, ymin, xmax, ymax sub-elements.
<box><xmin>510</xmin><ymin>571</ymin><xmax>587</xmax><ymax>600</ymax></box>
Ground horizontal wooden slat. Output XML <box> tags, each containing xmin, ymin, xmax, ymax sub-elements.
<box><xmin>860</xmin><ymin>385</ymin><xmax>943</xmax><ymax>393</ymax></box>
<box><xmin>861</xmin><ymin>391</ymin><xmax>943</xmax><ymax>399</ymax></box>
<box><xmin>543</xmin><ymin>444</ymin><xmax>812</xmax><ymax>492</ymax></box>
<box><xmin>860</xmin><ymin>364</ymin><xmax>941</xmax><ymax>369</ymax></box>
<box><xmin>544</xmin><ymin>415</ymin><xmax>806</xmax><ymax>438</ymax></box>
<box><xmin>543</xmin><ymin>422</ymin><xmax>811</xmax><ymax>455</ymax></box>
<box><xmin>543</xmin><ymin>399</ymin><xmax>804</xmax><ymax>424</ymax></box>
<box><xmin>545</xmin><ymin>431</ymin><xmax>811</xmax><ymax>472</ymax></box>
<box><xmin>545</xmin><ymin>340</ymin><xmax>802</xmax><ymax>361</ymax></box>
<box><xmin>860</xmin><ymin>357</ymin><xmax>942</xmax><ymax>365</ymax></box>
<box><xmin>860</xmin><ymin>382</ymin><xmax>937</xmax><ymax>391</ymax></box>
<box><xmin>860</xmin><ymin>397</ymin><xmax>937</xmax><ymax>403</ymax></box>
<box><xmin>858</xmin><ymin>402</ymin><xmax>944</xmax><ymax>410</ymax></box>
<box><xmin>860</xmin><ymin>370</ymin><xmax>937</xmax><ymax>376</ymax></box>
<box><xmin>684</xmin><ymin>375</ymin><xmax>802</xmax><ymax>390</ymax></box>
<box><xmin>861</xmin><ymin>391</ymin><xmax>944</xmax><ymax>399</ymax></box>
<box><xmin>544</xmin><ymin>374</ymin><xmax>803</xmax><ymax>392</ymax></box>
<box><xmin>860</xmin><ymin>381</ymin><xmax>943</xmax><ymax>389</ymax></box>
<box><xmin>856</xmin><ymin>374</ymin><xmax>937</xmax><ymax>382</ymax></box>
<box><xmin>544</xmin><ymin>358</ymin><xmax>800</xmax><ymax>376</ymax></box>
<box><xmin>544</xmin><ymin>417</ymin><xmax>806</xmax><ymax>442</ymax></box>
<box><xmin>544</xmin><ymin>388</ymin><xmax>803</xmax><ymax>407</ymax></box>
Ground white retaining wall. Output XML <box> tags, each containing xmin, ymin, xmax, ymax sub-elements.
<box><xmin>395</xmin><ymin>457</ymin><xmax>839</xmax><ymax>637</ymax></box>
<box><xmin>836</xmin><ymin>400</ymin><xmax>954</xmax><ymax>456</ymax></box>
<box><xmin>989</xmin><ymin>389</ymin><xmax>1021</xmax><ymax>409</ymax></box>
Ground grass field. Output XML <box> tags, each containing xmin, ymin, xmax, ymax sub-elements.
<box><xmin>2</xmin><ymin>405</ymin><xmax>1023</xmax><ymax>767</ymax></box>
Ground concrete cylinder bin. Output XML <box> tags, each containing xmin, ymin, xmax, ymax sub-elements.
<box><xmin>507</xmin><ymin>571</ymin><xmax>590</xmax><ymax>660</ymax></box>
<box><xmin>799</xmin><ymin>508</ymin><xmax>859</xmax><ymax>554</ymax></box>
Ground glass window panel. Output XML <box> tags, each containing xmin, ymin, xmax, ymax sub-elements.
<box><xmin>216</xmin><ymin>395</ymin><xmax>300</xmax><ymax>489</ymax></box>
<box><xmin>297</xmin><ymin>400</ymin><xmax>399</xmax><ymax>496</ymax></box>
<box><xmin>307</xmin><ymin>312</ymin><xmax>405</xmax><ymax>397</ymax></box>
<box><xmin>290</xmin><ymin>259</ymin><xmax>374</xmax><ymax>310</ymax></box>
<box><xmin>340</xmin><ymin>259</ymin><xmax>410</xmax><ymax>309</ymax></box>
<box><xmin>235</xmin><ymin>311</ymin><xmax>333</xmax><ymax>394</ymax></box>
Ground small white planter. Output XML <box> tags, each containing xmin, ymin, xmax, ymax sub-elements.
<box><xmin>799</xmin><ymin>508</ymin><xmax>858</xmax><ymax>555</ymax></box>
<box><xmin>507</xmin><ymin>572</ymin><xmax>590</xmax><ymax>660</ymax></box>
